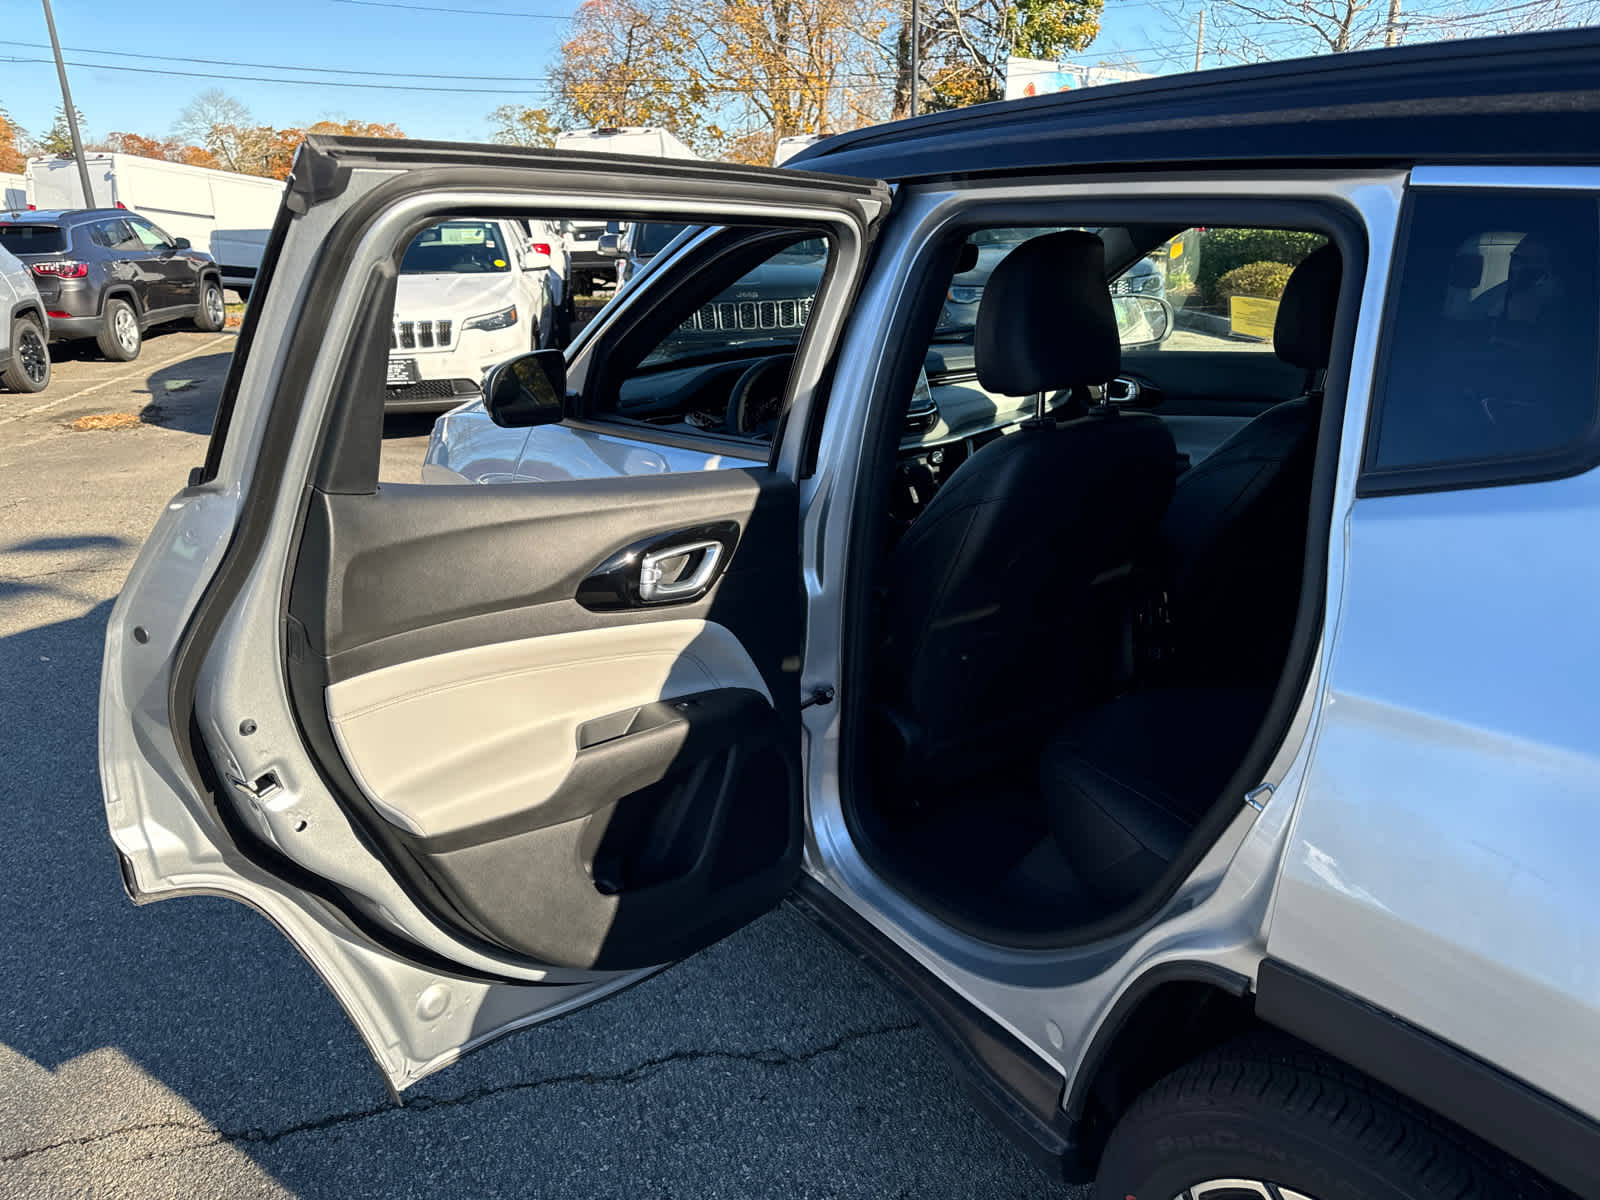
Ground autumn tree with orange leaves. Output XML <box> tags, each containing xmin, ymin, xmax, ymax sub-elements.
<box><xmin>489</xmin><ymin>0</ymin><xmax>1102</xmax><ymax>163</ymax></box>
<box><xmin>171</xmin><ymin>90</ymin><xmax>405</xmax><ymax>179</ymax></box>
<box><xmin>0</xmin><ymin>106</ymin><xmax>26</xmax><ymax>174</ymax></box>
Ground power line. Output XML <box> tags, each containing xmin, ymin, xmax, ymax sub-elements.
<box><xmin>331</xmin><ymin>0</ymin><xmax>573</xmax><ymax>19</ymax></box>
<box><xmin>0</xmin><ymin>39</ymin><xmax>561</xmax><ymax>82</ymax></box>
<box><xmin>1</xmin><ymin>55</ymin><xmax>564</xmax><ymax>94</ymax></box>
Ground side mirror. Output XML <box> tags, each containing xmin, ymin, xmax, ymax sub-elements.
<box><xmin>172</xmin><ymin>236</ymin><xmax>191</xmax><ymax>250</ymax></box>
<box><xmin>1114</xmin><ymin>295</ymin><xmax>1175</xmax><ymax>350</ymax></box>
<box><xmin>604</xmin><ymin>219</ymin><xmax>623</xmax><ymax>236</ymax></box>
<box><xmin>485</xmin><ymin>350</ymin><xmax>567</xmax><ymax>428</ymax></box>
<box><xmin>598</xmin><ymin>233</ymin><xmax>621</xmax><ymax>257</ymax></box>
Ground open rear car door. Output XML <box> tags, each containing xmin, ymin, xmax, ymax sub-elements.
<box><xmin>99</xmin><ymin>137</ymin><xmax>888</xmax><ymax>1089</ymax></box>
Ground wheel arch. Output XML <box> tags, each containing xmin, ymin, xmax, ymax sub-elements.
<box><xmin>11</xmin><ymin>298</ymin><xmax>46</xmax><ymax>328</ymax></box>
<box><xmin>101</xmin><ymin>284</ymin><xmax>142</xmax><ymax>316</ymax></box>
<box><xmin>1065</xmin><ymin>963</ymin><xmax>1256</xmax><ymax>1172</ymax></box>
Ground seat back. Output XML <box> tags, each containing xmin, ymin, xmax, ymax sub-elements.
<box><xmin>1158</xmin><ymin>243</ymin><xmax>1343</xmax><ymax>684</ymax></box>
<box><xmin>872</xmin><ymin>232</ymin><xmax>1176</xmax><ymax>787</ymax></box>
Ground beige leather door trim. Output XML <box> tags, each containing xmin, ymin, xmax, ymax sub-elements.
<box><xmin>325</xmin><ymin>619</ymin><xmax>770</xmax><ymax>839</ymax></box>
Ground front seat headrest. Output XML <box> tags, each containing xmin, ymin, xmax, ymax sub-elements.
<box><xmin>1274</xmin><ymin>243</ymin><xmax>1343</xmax><ymax>370</ymax></box>
<box><xmin>976</xmin><ymin>230</ymin><xmax>1119</xmax><ymax>396</ymax></box>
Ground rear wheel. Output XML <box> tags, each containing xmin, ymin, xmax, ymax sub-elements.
<box><xmin>1094</xmin><ymin>1035</ymin><xmax>1538</xmax><ymax>1200</ymax></box>
<box><xmin>97</xmin><ymin>298</ymin><xmax>142</xmax><ymax>362</ymax></box>
<box><xmin>194</xmin><ymin>278</ymin><xmax>226</xmax><ymax>332</ymax></box>
<box><xmin>2</xmin><ymin>315</ymin><xmax>51</xmax><ymax>393</ymax></box>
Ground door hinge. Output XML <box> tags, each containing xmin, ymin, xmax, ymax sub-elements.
<box><xmin>801</xmin><ymin>685</ymin><xmax>835</xmax><ymax>710</ymax></box>
<box><xmin>1244</xmin><ymin>783</ymin><xmax>1274</xmax><ymax>812</ymax></box>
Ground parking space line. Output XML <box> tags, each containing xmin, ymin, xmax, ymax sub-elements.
<box><xmin>0</xmin><ymin>334</ymin><xmax>234</xmax><ymax>428</ymax></box>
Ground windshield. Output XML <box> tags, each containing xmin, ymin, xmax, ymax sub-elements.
<box><xmin>399</xmin><ymin>221</ymin><xmax>511</xmax><ymax>275</ymax></box>
<box><xmin>0</xmin><ymin>224</ymin><xmax>66</xmax><ymax>255</ymax></box>
<box><xmin>635</xmin><ymin>223</ymin><xmax>693</xmax><ymax>256</ymax></box>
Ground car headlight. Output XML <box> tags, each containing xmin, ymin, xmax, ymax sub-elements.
<box><xmin>463</xmin><ymin>305</ymin><xmax>518</xmax><ymax>332</ymax></box>
<box><xmin>947</xmin><ymin>285</ymin><xmax>984</xmax><ymax>304</ymax></box>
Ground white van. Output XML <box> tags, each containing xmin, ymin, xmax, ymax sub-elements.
<box><xmin>385</xmin><ymin>216</ymin><xmax>556</xmax><ymax>411</ymax></box>
<box><xmin>552</xmin><ymin>128</ymin><xmax>699</xmax><ymax>291</ymax></box>
<box><xmin>25</xmin><ymin>154</ymin><xmax>283</xmax><ymax>297</ymax></box>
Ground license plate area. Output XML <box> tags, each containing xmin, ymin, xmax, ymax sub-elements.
<box><xmin>387</xmin><ymin>357</ymin><xmax>419</xmax><ymax>386</ymax></box>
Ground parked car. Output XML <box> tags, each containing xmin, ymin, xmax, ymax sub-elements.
<box><xmin>0</xmin><ymin>208</ymin><xmax>224</xmax><ymax>361</ymax></box>
<box><xmin>604</xmin><ymin>220</ymin><xmax>692</xmax><ymax>289</ymax></box>
<box><xmin>102</xmin><ymin>30</ymin><xmax>1600</xmax><ymax>1200</ymax></box>
<box><xmin>0</xmin><ymin>241</ymin><xmax>50</xmax><ymax>393</ymax></box>
<box><xmin>518</xmin><ymin>216</ymin><xmax>575</xmax><ymax>346</ymax></box>
<box><xmin>384</xmin><ymin>216</ymin><xmax>557</xmax><ymax>411</ymax></box>
<box><xmin>26</xmin><ymin>152</ymin><xmax>283</xmax><ymax>299</ymax></box>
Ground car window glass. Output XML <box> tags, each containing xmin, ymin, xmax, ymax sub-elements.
<box><xmin>1370</xmin><ymin>190</ymin><xmax>1600</xmax><ymax>473</ymax></box>
<box><xmin>400</xmin><ymin>220</ymin><xmax>513</xmax><ymax>275</ymax></box>
<box><xmin>109</xmin><ymin>220</ymin><xmax>144</xmax><ymax>252</ymax></box>
<box><xmin>128</xmin><ymin>218</ymin><xmax>171</xmax><ymax>250</ymax></box>
<box><xmin>1126</xmin><ymin>227</ymin><xmax>1326</xmax><ymax>355</ymax></box>
<box><xmin>0</xmin><ymin>224</ymin><xmax>66</xmax><ymax>254</ymax></box>
<box><xmin>85</xmin><ymin>219</ymin><xmax>118</xmax><ymax>249</ymax></box>
<box><xmin>599</xmin><ymin>232</ymin><xmax>831</xmax><ymax>444</ymax></box>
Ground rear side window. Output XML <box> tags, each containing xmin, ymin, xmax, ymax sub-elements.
<box><xmin>1365</xmin><ymin>189</ymin><xmax>1600</xmax><ymax>487</ymax></box>
<box><xmin>0</xmin><ymin>224</ymin><xmax>66</xmax><ymax>255</ymax></box>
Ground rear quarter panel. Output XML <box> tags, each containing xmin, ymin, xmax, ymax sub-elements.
<box><xmin>1270</xmin><ymin>471</ymin><xmax>1600</xmax><ymax>1120</ymax></box>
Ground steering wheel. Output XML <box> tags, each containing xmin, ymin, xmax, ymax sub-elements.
<box><xmin>725</xmin><ymin>354</ymin><xmax>794</xmax><ymax>437</ymax></box>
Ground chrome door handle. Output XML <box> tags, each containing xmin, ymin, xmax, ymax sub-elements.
<box><xmin>639</xmin><ymin>540</ymin><xmax>724</xmax><ymax>602</ymax></box>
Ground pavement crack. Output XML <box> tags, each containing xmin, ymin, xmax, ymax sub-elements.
<box><xmin>0</xmin><ymin>1019</ymin><xmax>922</xmax><ymax>1167</ymax></box>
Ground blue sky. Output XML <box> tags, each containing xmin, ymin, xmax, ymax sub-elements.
<box><xmin>1</xmin><ymin>0</ymin><xmax>1202</xmax><ymax>148</ymax></box>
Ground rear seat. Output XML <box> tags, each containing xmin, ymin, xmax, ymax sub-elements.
<box><xmin>1038</xmin><ymin>246</ymin><xmax>1343</xmax><ymax>908</ymax></box>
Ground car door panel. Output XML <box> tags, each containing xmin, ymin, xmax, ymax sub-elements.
<box><xmin>102</xmin><ymin>137</ymin><xmax>887</xmax><ymax>1087</ymax></box>
<box><xmin>280</xmin><ymin>468</ymin><xmax>803</xmax><ymax>971</ymax></box>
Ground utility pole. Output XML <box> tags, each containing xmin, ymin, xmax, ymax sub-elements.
<box><xmin>40</xmin><ymin>0</ymin><xmax>95</xmax><ymax>208</ymax></box>
<box><xmin>1195</xmin><ymin>8</ymin><xmax>1207</xmax><ymax>71</ymax></box>
<box><xmin>910</xmin><ymin>0</ymin><xmax>920</xmax><ymax>117</ymax></box>
<box><xmin>1384</xmin><ymin>0</ymin><xmax>1401</xmax><ymax>45</ymax></box>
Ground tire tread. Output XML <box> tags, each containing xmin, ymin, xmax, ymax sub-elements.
<box><xmin>1102</xmin><ymin>1032</ymin><xmax>1563</xmax><ymax>1200</ymax></box>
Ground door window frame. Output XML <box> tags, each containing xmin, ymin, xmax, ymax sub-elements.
<box><xmin>804</xmin><ymin>173</ymin><xmax>1392</xmax><ymax>1001</ymax></box>
<box><xmin>1357</xmin><ymin>172</ymin><xmax>1600</xmax><ymax>498</ymax></box>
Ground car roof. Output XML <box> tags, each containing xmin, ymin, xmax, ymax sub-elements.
<box><xmin>790</xmin><ymin>28</ymin><xmax>1600</xmax><ymax>182</ymax></box>
<box><xmin>0</xmin><ymin>208</ymin><xmax>127</xmax><ymax>225</ymax></box>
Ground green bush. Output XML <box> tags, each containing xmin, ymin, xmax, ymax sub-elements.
<box><xmin>1216</xmin><ymin>260</ymin><xmax>1295</xmax><ymax>303</ymax></box>
<box><xmin>1195</xmin><ymin>229</ymin><xmax>1325</xmax><ymax>304</ymax></box>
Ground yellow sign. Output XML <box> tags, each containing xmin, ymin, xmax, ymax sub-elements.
<box><xmin>1229</xmin><ymin>295</ymin><xmax>1279</xmax><ymax>341</ymax></box>
<box><xmin>1168</xmin><ymin>241</ymin><xmax>1182</xmax><ymax>259</ymax></box>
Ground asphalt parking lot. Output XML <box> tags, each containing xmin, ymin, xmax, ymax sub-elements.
<box><xmin>0</xmin><ymin>328</ymin><xmax>1079</xmax><ymax>1199</ymax></box>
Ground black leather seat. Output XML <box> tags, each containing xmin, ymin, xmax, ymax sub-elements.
<box><xmin>871</xmin><ymin>231</ymin><xmax>1177</xmax><ymax>790</ymax></box>
<box><xmin>1039</xmin><ymin>245</ymin><xmax>1343</xmax><ymax>908</ymax></box>
<box><xmin>1157</xmin><ymin>243</ymin><xmax>1342</xmax><ymax>685</ymax></box>
<box><xmin>1040</xmin><ymin>687</ymin><xmax>1270</xmax><ymax>906</ymax></box>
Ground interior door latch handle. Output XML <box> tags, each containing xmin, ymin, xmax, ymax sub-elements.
<box><xmin>638</xmin><ymin>539</ymin><xmax>724</xmax><ymax>602</ymax></box>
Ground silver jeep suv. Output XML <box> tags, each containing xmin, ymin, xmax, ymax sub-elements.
<box><xmin>0</xmin><ymin>242</ymin><xmax>50</xmax><ymax>394</ymax></box>
<box><xmin>100</xmin><ymin>27</ymin><xmax>1600</xmax><ymax>1200</ymax></box>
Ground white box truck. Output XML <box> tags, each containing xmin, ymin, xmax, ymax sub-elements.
<box><xmin>1</xmin><ymin>172</ymin><xmax>25</xmax><ymax>212</ymax></box>
<box><xmin>550</xmin><ymin>128</ymin><xmax>698</xmax><ymax>291</ymax></box>
<box><xmin>26</xmin><ymin>154</ymin><xmax>284</xmax><ymax>298</ymax></box>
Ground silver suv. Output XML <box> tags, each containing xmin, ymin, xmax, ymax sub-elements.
<box><xmin>0</xmin><ymin>242</ymin><xmax>49</xmax><ymax>393</ymax></box>
<box><xmin>100</xmin><ymin>29</ymin><xmax>1599</xmax><ymax>1200</ymax></box>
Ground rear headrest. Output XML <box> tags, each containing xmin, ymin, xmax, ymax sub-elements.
<box><xmin>975</xmin><ymin>230</ymin><xmax>1119</xmax><ymax>396</ymax></box>
<box><xmin>1274</xmin><ymin>244</ymin><xmax>1342</xmax><ymax>371</ymax></box>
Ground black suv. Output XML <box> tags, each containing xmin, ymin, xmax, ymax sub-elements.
<box><xmin>0</xmin><ymin>209</ymin><xmax>226</xmax><ymax>361</ymax></box>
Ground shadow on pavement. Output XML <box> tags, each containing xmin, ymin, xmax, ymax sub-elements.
<box><xmin>139</xmin><ymin>351</ymin><xmax>232</xmax><ymax>437</ymax></box>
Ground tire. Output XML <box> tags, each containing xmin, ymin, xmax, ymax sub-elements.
<box><xmin>2</xmin><ymin>315</ymin><xmax>51</xmax><ymax>393</ymax></box>
<box><xmin>97</xmin><ymin>297</ymin><xmax>142</xmax><ymax>362</ymax></box>
<box><xmin>194</xmin><ymin>278</ymin><xmax>226</xmax><ymax>332</ymax></box>
<box><xmin>1094</xmin><ymin>1035</ymin><xmax>1544</xmax><ymax>1200</ymax></box>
